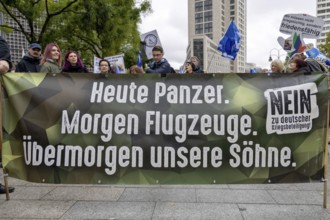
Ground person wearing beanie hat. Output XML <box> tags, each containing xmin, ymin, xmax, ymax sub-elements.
<box><xmin>16</xmin><ymin>42</ymin><xmax>42</xmax><ymax>73</ymax></box>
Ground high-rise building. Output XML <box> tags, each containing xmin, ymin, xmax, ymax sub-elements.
<box><xmin>316</xmin><ymin>0</ymin><xmax>330</xmax><ymax>47</ymax></box>
<box><xmin>187</xmin><ymin>0</ymin><xmax>246</xmax><ymax>73</ymax></box>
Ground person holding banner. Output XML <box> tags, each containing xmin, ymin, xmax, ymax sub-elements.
<box><xmin>145</xmin><ymin>46</ymin><xmax>172</xmax><ymax>76</ymax></box>
<box><xmin>190</xmin><ymin>56</ymin><xmax>204</xmax><ymax>74</ymax></box>
<box><xmin>40</xmin><ymin>43</ymin><xmax>62</xmax><ymax>74</ymax></box>
<box><xmin>292</xmin><ymin>53</ymin><xmax>327</xmax><ymax>73</ymax></box>
<box><xmin>288</xmin><ymin>58</ymin><xmax>310</xmax><ymax>73</ymax></box>
<box><xmin>184</xmin><ymin>61</ymin><xmax>196</xmax><ymax>74</ymax></box>
<box><xmin>15</xmin><ymin>43</ymin><xmax>42</xmax><ymax>73</ymax></box>
<box><xmin>129</xmin><ymin>65</ymin><xmax>144</xmax><ymax>74</ymax></box>
<box><xmin>270</xmin><ymin>59</ymin><xmax>285</xmax><ymax>73</ymax></box>
<box><xmin>99</xmin><ymin>59</ymin><xmax>115</xmax><ymax>75</ymax></box>
<box><xmin>0</xmin><ymin>36</ymin><xmax>12</xmax><ymax>74</ymax></box>
<box><xmin>0</xmin><ymin>36</ymin><xmax>15</xmax><ymax>194</ymax></box>
<box><xmin>62</xmin><ymin>50</ymin><xmax>88</xmax><ymax>73</ymax></box>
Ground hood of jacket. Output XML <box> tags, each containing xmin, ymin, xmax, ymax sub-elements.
<box><xmin>23</xmin><ymin>53</ymin><xmax>41</xmax><ymax>63</ymax></box>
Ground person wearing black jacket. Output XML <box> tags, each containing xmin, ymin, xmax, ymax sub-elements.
<box><xmin>0</xmin><ymin>36</ymin><xmax>15</xmax><ymax>194</ymax></box>
<box><xmin>15</xmin><ymin>43</ymin><xmax>42</xmax><ymax>73</ymax></box>
<box><xmin>0</xmin><ymin>36</ymin><xmax>12</xmax><ymax>74</ymax></box>
<box><xmin>146</xmin><ymin>46</ymin><xmax>172</xmax><ymax>76</ymax></box>
<box><xmin>62</xmin><ymin>50</ymin><xmax>88</xmax><ymax>73</ymax></box>
<box><xmin>190</xmin><ymin>56</ymin><xmax>204</xmax><ymax>74</ymax></box>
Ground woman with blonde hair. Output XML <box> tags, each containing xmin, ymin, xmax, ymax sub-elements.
<box><xmin>270</xmin><ymin>59</ymin><xmax>285</xmax><ymax>73</ymax></box>
<box><xmin>40</xmin><ymin>43</ymin><xmax>62</xmax><ymax>74</ymax></box>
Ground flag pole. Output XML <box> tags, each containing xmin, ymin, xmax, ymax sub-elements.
<box><xmin>206</xmin><ymin>50</ymin><xmax>217</xmax><ymax>73</ymax></box>
<box><xmin>0</xmin><ymin>82</ymin><xmax>10</xmax><ymax>200</ymax></box>
<box><xmin>323</xmin><ymin>88</ymin><xmax>329</xmax><ymax>209</ymax></box>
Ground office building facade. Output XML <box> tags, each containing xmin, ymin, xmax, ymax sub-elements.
<box><xmin>187</xmin><ymin>0</ymin><xmax>246</xmax><ymax>73</ymax></box>
<box><xmin>317</xmin><ymin>0</ymin><xmax>330</xmax><ymax>47</ymax></box>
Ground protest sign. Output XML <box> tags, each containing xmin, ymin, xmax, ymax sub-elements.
<box><xmin>279</xmin><ymin>14</ymin><xmax>324</xmax><ymax>39</ymax></box>
<box><xmin>1</xmin><ymin>73</ymin><xmax>327</xmax><ymax>184</ymax></box>
<box><xmin>93</xmin><ymin>54</ymin><xmax>126</xmax><ymax>74</ymax></box>
<box><xmin>141</xmin><ymin>30</ymin><xmax>162</xmax><ymax>59</ymax></box>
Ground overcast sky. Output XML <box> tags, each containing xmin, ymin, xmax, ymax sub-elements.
<box><xmin>138</xmin><ymin>0</ymin><xmax>317</xmax><ymax>70</ymax></box>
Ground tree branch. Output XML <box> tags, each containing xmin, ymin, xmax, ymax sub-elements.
<box><xmin>0</xmin><ymin>24</ymin><xmax>22</xmax><ymax>32</ymax></box>
<box><xmin>38</xmin><ymin>0</ymin><xmax>79</xmax><ymax>42</ymax></box>
<box><xmin>0</xmin><ymin>1</ymin><xmax>31</xmax><ymax>42</ymax></box>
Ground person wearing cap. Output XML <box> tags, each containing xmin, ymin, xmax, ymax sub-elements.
<box><xmin>0</xmin><ymin>36</ymin><xmax>12</xmax><ymax>74</ymax></box>
<box><xmin>16</xmin><ymin>43</ymin><xmax>42</xmax><ymax>73</ymax></box>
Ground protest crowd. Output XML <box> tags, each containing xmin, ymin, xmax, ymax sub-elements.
<box><xmin>0</xmin><ymin>17</ymin><xmax>329</xmax><ymax>194</ymax></box>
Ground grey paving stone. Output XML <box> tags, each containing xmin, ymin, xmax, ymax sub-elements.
<box><xmin>119</xmin><ymin>187</ymin><xmax>196</xmax><ymax>202</ymax></box>
<box><xmin>196</xmin><ymin>188</ymin><xmax>276</xmax><ymax>204</ymax></box>
<box><xmin>228</xmin><ymin>183</ymin><xmax>299</xmax><ymax>190</ymax></box>
<box><xmin>42</xmin><ymin>186</ymin><xmax>124</xmax><ymax>201</ymax></box>
<box><xmin>6</xmin><ymin>177</ymin><xmax>31</xmax><ymax>186</ymax></box>
<box><xmin>3</xmin><ymin>186</ymin><xmax>56</xmax><ymax>200</ymax></box>
<box><xmin>0</xmin><ymin>200</ymin><xmax>75</xmax><ymax>219</ymax></box>
<box><xmin>60</xmin><ymin>201</ymin><xmax>155</xmax><ymax>220</ymax></box>
<box><xmin>238</xmin><ymin>204</ymin><xmax>330</xmax><ymax>220</ymax></box>
<box><xmin>267</xmin><ymin>190</ymin><xmax>328</xmax><ymax>205</ymax></box>
<box><xmin>152</xmin><ymin>202</ymin><xmax>243</xmax><ymax>220</ymax></box>
<box><xmin>295</xmin><ymin>182</ymin><xmax>325</xmax><ymax>191</ymax></box>
<box><xmin>159</xmin><ymin>184</ymin><xmax>230</xmax><ymax>189</ymax></box>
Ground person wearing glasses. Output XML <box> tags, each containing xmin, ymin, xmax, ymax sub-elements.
<box><xmin>145</xmin><ymin>46</ymin><xmax>172</xmax><ymax>76</ymax></box>
<box><xmin>16</xmin><ymin>43</ymin><xmax>42</xmax><ymax>73</ymax></box>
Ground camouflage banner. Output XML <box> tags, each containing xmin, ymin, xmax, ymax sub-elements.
<box><xmin>1</xmin><ymin>73</ymin><xmax>328</xmax><ymax>184</ymax></box>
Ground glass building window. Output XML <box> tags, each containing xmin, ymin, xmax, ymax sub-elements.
<box><xmin>204</xmin><ymin>0</ymin><xmax>212</xmax><ymax>11</ymax></box>
<box><xmin>195</xmin><ymin>24</ymin><xmax>203</xmax><ymax>34</ymax></box>
<box><xmin>195</xmin><ymin>2</ymin><xmax>203</xmax><ymax>12</ymax></box>
<box><xmin>195</xmin><ymin>12</ymin><xmax>203</xmax><ymax>23</ymax></box>
<box><xmin>204</xmin><ymin>22</ymin><xmax>212</xmax><ymax>33</ymax></box>
<box><xmin>204</xmin><ymin>11</ymin><xmax>212</xmax><ymax>22</ymax></box>
<box><xmin>193</xmin><ymin>39</ymin><xmax>204</xmax><ymax>68</ymax></box>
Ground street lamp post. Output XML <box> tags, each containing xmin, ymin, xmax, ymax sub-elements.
<box><xmin>268</xmin><ymin>48</ymin><xmax>288</xmax><ymax>62</ymax></box>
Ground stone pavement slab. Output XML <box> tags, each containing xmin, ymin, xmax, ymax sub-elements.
<box><xmin>119</xmin><ymin>187</ymin><xmax>196</xmax><ymax>202</ymax></box>
<box><xmin>41</xmin><ymin>186</ymin><xmax>124</xmax><ymax>201</ymax></box>
<box><xmin>152</xmin><ymin>202</ymin><xmax>243</xmax><ymax>220</ymax></box>
<box><xmin>196</xmin><ymin>188</ymin><xmax>276</xmax><ymax>204</ymax></box>
<box><xmin>268</xmin><ymin>190</ymin><xmax>327</xmax><ymax>205</ymax></box>
<box><xmin>0</xmin><ymin>200</ymin><xmax>75</xmax><ymax>219</ymax></box>
<box><xmin>237</xmin><ymin>204</ymin><xmax>330</xmax><ymax>220</ymax></box>
<box><xmin>59</xmin><ymin>201</ymin><xmax>155</xmax><ymax>220</ymax></box>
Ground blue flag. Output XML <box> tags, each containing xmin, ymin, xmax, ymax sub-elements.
<box><xmin>179</xmin><ymin>65</ymin><xmax>184</xmax><ymax>74</ymax></box>
<box><xmin>137</xmin><ymin>52</ymin><xmax>143</xmax><ymax>68</ymax></box>
<box><xmin>250</xmin><ymin>68</ymin><xmax>256</xmax><ymax>74</ymax></box>
<box><xmin>306</xmin><ymin>47</ymin><xmax>330</xmax><ymax>66</ymax></box>
<box><xmin>218</xmin><ymin>20</ymin><xmax>241</xmax><ymax>60</ymax></box>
